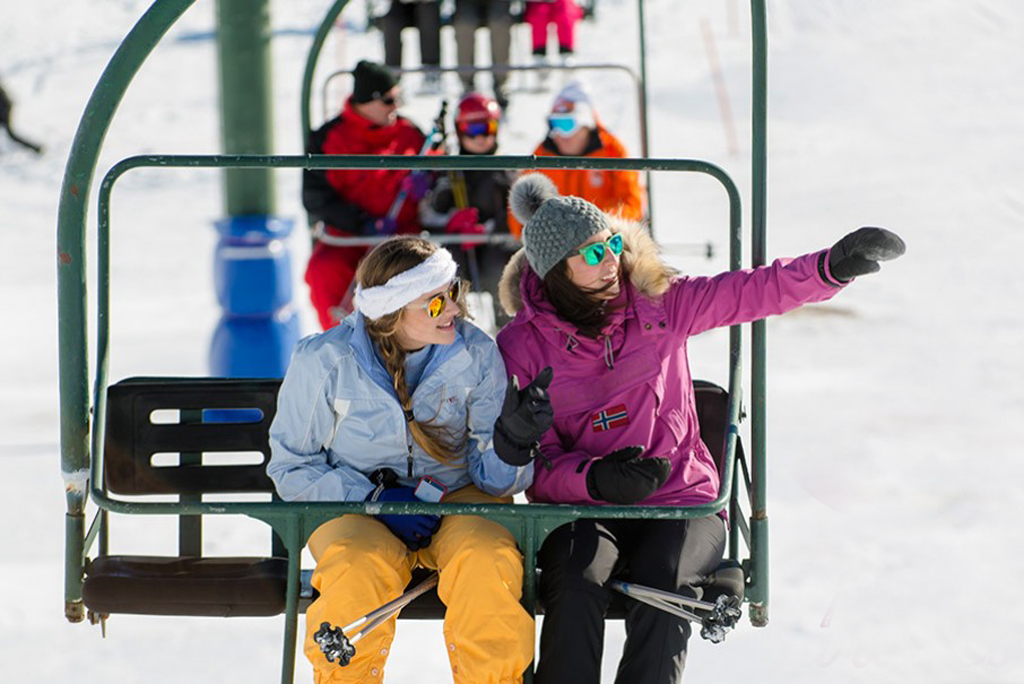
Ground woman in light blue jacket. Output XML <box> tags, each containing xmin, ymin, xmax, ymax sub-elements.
<box><xmin>267</xmin><ymin>236</ymin><xmax>550</xmax><ymax>684</ymax></box>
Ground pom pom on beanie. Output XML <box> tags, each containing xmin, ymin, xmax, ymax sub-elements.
<box><xmin>509</xmin><ymin>174</ymin><xmax>610</xmax><ymax>278</ymax></box>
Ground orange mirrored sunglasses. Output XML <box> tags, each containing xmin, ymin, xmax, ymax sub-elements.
<box><xmin>415</xmin><ymin>280</ymin><xmax>463</xmax><ymax>318</ymax></box>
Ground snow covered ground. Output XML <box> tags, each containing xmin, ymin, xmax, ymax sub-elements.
<box><xmin>2</xmin><ymin>0</ymin><xmax>1023</xmax><ymax>682</ymax></box>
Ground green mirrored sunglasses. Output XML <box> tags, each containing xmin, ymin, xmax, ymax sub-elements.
<box><xmin>576</xmin><ymin>234</ymin><xmax>624</xmax><ymax>266</ymax></box>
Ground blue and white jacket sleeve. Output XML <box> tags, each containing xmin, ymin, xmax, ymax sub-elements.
<box><xmin>465</xmin><ymin>341</ymin><xmax>534</xmax><ymax>497</ymax></box>
<box><xmin>266</xmin><ymin>342</ymin><xmax>375</xmax><ymax>503</ymax></box>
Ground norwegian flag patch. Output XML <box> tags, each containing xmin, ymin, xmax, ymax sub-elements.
<box><xmin>591</xmin><ymin>404</ymin><xmax>630</xmax><ymax>432</ymax></box>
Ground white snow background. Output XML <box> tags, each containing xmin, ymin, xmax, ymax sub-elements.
<box><xmin>2</xmin><ymin>0</ymin><xmax>1022</xmax><ymax>682</ymax></box>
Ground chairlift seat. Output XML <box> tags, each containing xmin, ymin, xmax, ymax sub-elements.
<box><xmin>82</xmin><ymin>377</ymin><xmax>742</xmax><ymax>620</ymax></box>
<box><xmin>83</xmin><ymin>555</ymin><xmax>288</xmax><ymax>617</ymax></box>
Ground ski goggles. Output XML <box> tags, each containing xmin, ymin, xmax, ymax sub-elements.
<box><xmin>458</xmin><ymin>119</ymin><xmax>499</xmax><ymax>138</ymax></box>
<box><xmin>416</xmin><ymin>279</ymin><xmax>464</xmax><ymax>318</ymax></box>
<box><xmin>547</xmin><ymin>114</ymin><xmax>582</xmax><ymax>137</ymax></box>
<box><xmin>576</xmin><ymin>234</ymin><xmax>624</xmax><ymax>266</ymax></box>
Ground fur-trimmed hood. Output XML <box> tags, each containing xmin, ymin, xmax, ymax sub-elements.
<box><xmin>497</xmin><ymin>216</ymin><xmax>677</xmax><ymax>317</ymax></box>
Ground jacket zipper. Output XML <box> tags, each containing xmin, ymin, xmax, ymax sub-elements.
<box><xmin>406</xmin><ymin>426</ymin><xmax>414</xmax><ymax>478</ymax></box>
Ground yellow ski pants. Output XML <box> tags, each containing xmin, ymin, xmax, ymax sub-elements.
<box><xmin>305</xmin><ymin>485</ymin><xmax>534</xmax><ymax>683</ymax></box>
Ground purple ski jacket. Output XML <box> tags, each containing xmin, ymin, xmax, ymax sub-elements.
<box><xmin>496</xmin><ymin>222</ymin><xmax>847</xmax><ymax>507</ymax></box>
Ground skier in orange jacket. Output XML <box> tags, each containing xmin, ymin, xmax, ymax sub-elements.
<box><xmin>510</xmin><ymin>80</ymin><xmax>645</xmax><ymax>237</ymax></box>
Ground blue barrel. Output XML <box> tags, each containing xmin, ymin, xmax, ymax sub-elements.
<box><xmin>209</xmin><ymin>308</ymin><xmax>301</xmax><ymax>378</ymax></box>
<box><xmin>213</xmin><ymin>216</ymin><xmax>294</xmax><ymax>316</ymax></box>
<box><xmin>214</xmin><ymin>238</ymin><xmax>292</xmax><ymax>315</ymax></box>
<box><xmin>209</xmin><ymin>215</ymin><xmax>301</xmax><ymax>378</ymax></box>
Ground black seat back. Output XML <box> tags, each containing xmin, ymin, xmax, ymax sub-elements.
<box><xmin>103</xmin><ymin>377</ymin><xmax>282</xmax><ymax>496</ymax></box>
<box><xmin>693</xmin><ymin>379</ymin><xmax>742</xmax><ymax>477</ymax></box>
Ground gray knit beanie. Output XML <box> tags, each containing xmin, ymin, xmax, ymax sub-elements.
<box><xmin>510</xmin><ymin>174</ymin><xmax>610</xmax><ymax>278</ymax></box>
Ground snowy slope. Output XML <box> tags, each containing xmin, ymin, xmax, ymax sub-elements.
<box><xmin>2</xmin><ymin>1</ymin><xmax>1023</xmax><ymax>682</ymax></box>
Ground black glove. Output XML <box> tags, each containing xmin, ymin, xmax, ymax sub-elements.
<box><xmin>827</xmin><ymin>227</ymin><xmax>906</xmax><ymax>283</ymax></box>
<box><xmin>493</xmin><ymin>367</ymin><xmax>555</xmax><ymax>466</ymax></box>
<box><xmin>586</xmin><ymin>446</ymin><xmax>672</xmax><ymax>505</ymax></box>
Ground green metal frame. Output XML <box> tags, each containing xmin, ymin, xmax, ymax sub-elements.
<box><xmin>300</xmin><ymin>1</ymin><xmax>656</xmax><ymax>229</ymax></box>
<box><xmin>299</xmin><ymin>0</ymin><xmax>656</xmax><ymax>145</ymax></box>
<box><xmin>94</xmin><ymin>154</ymin><xmax>746</xmax><ymax>684</ymax></box>
<box><xmin>58</xmin><ymin>0</ymin><xmax>772</xmax><ymax>681</ymax></box>
<box><xmin>312</xmin><ymin>61</ymin><xmax>658</xmax><ymax>230</ymax></box>
<box><xmin>315</xmin><ymin>63</ymin><xmax>648</xmax><ymax>156</ymax></box>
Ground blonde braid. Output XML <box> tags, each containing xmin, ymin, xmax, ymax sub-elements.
<box><xmin>355</xmin><ymin>236</ymin><xmax>469</xmax><ymax>465</ymax></box>
<box><xmin>369</xmin><ymin>318</ymin><xmax>464</xmax><ymax>464</ymax></box>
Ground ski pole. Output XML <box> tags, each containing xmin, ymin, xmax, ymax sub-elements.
<box><xmin>314</xmin><ymin>572</ymin><xmax>440</xmax><ymax>667</ymax></box>
<box><xmin>449</xmin><ymin>170</ymin><xmax>483</xmax><ymax>291</ymax></box>
<box><xmin>609</xmin><ymin>579</ymin><xmax>742</xmax><ymax>644</ymax></box>
<box><xmin>383</xmin><ymin>100</ymin><xmax>450</xmax><ymax>228</ymax></box>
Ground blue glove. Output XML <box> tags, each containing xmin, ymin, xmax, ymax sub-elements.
<box><xmin>368</xmin><ymin>486</ymin><xmax>441</xmax><ymax>550</ymax></box>
<box><xmin>365</xmin><ymin>216</ymin><xmax>398</xmax><ymax>235</ymax></box>
<box><xmin>400</xmin><ymin>172</ymin><xmax>431</xmax><ymax>202</ymax></box>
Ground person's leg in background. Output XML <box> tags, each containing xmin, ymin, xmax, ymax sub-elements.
<box><xmin>524</xmin><ymin>1</ymin><xmax>552</xmax><ymax>58</ymax></box>
<box><xmin>415</xmin><ymin>0</ymin><xmax>443</xmax><ymax>91</ymax></box>
<box><xmin>524</xmin><ymin>1</ymin><xmax>553</xmax><ymax>86</ymax></box>
<box><xmin>552</xmin><ymin>0</ymin><xmax>581</xmax><ymax>56</ymax></box>
<box><xmin>453</xmin><ymin>0</ymin><xmax>484</xmax><ymax>92</ymax></box>
<box><xmin>486</xmin><ymin>1</ymin><xmax>514</xmax><ymax>105</ymax></box>
<box><xmin>381</xmin><ymin>2</ymin><xmax>413</xmax><ymax>69</ymax></box>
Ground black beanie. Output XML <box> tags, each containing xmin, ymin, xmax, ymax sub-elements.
<box><xmin>352</xmin><ymin>60</ymin><xmax>398</xmax><ymax>104</ymax></box>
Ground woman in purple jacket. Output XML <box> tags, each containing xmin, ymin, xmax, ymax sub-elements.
<box><xmin>492</xmin><ymin>174</ymin><xmax>905</xmax><ymax>684</ymax></box>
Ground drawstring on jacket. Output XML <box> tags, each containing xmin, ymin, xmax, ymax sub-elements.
<box><xmin>562</xmin><ymin>331</ymin><xmax>615</xmax><ymax>369</ymax></box>
<box><xmin>603</xmin><ymin>335</ymin><xmax>615</xmax><ymax>370</ymax></box>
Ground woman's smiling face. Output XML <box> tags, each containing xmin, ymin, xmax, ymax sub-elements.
<box><xmin>394</xmin><ymin>280</ymin><xmax>460</xmax><ymax>350</ymax></box>
<box><xmin>565</xmin><ymin>229</ymin><xmax>621</xmax><ymax>299</ymax></box>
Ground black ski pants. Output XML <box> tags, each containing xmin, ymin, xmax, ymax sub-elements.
<box><xmin>382</xmin><ymin>1</ymin><xmax>442</xmax><ymax>69</ymax></box>
<box><xmin>452</xmin><ymin>0</ymin><xmax>513</xmax><ymax>91</ymax></box>
<box><xmin>535</xmin><ymin>515</ymin><xmax>726</xmax><ymax>684</ymax></box>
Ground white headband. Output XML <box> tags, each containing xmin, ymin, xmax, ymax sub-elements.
<box><xmin>354</xmin><ymin>248</ymin><xmax>458</xmax><ymax>319</ymax></box>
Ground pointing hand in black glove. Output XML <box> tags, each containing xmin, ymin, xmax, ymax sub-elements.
<box><xmin>586</xmin><ymin>446</ymin><xmax>672</xmax><ymax>505</ymax></box>
<box><xmin>493</xmin><ymin>367</ymin><xmax>555</xmax><ymax>466</ymax></box>
<box><xmin>828</xmin><ymin>227</ymin><xmax>906</xmax><ymax>283</ymax></box>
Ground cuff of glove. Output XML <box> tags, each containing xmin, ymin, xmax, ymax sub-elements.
<box><xmin>818</xmin><ymin>250</ymin><xmax>848</xmax><ymax>287</ymax></box>
<box><xmin>493</xmin><ymin>422</ymin><xmax>537</xmax><ymax>467</ymax></box>
<box><xmin>584</xmin><ymin>466</ymin><xmax>602</xmax><ymax>500</ymax></box>
<box><xmin>494</xmin><ymin>419</ymin><xmax>537</xmax><ymax>450</ymax></box>
<box><xmin>366</xmin><ymin>483</ymin><xmax>388</xmax><ymax>502</ymax></box>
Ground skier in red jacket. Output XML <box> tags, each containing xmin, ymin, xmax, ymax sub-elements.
<box><xmin>303</xmin><ymin>60</ymin><xmax>430</xmax><ymax>329</ymax></box>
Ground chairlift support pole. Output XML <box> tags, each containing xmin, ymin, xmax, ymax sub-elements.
<box><xmin>748</xmin><ymin>0</ymin><xmax>770</xmax><ymax>626</ymax></box>
<box><xmin>57</xmin><ymin>0</ymin><xmax>197</xmax><ymax>623</ymax></box>
<box><xmin>637</xmin><ymin>0</ymin><xmax>654</xmax><ymax>231</ymax></box>
<box><xmin>216</xmin><ymin>0</ymin><xmax>276</xmax><ymax>215</ymax></box>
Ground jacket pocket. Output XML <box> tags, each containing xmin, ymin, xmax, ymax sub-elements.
<box><xmin>659</xmin><ymin>408</ymin><xmax>687</xmax><ymax>445</ymax></box>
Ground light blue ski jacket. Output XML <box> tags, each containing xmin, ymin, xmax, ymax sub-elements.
<box><xmin>267</xmin><ymin>313</ymin><xmax>532</xmax><ymax>502</ymax></box>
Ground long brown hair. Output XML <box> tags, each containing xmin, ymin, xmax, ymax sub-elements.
<box><xmin>355</xmin><ymin>237</ymin><xmax>467</xmax><ymax>464</ymax></box>
<box><xmin>542</xmin><ymin>260</ymin><xmax>626</xmax><ymax>339</ymax></box>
